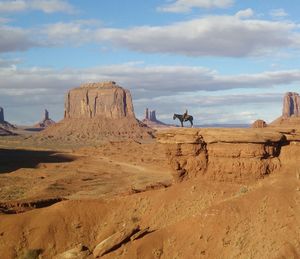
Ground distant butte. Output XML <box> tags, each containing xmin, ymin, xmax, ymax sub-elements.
<box><xmin>271</xmin><ymin>92</ymin><xmax>300</xmax><ymax>126</ymax></box>
<box><xmin>35</xmin><ymin>109</ymin><xmax>56</xmax><ymax>128</ymax></box>
<box><xmin>38</xmin><ymin>81</ymin><xmax>153</xmax><ymax>142</ymax></box>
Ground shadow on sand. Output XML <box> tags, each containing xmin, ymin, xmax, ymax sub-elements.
<box><xmin>0</xmin><ymin>148</ymin><xmax>75</xmax><ymax>174</ymax></box>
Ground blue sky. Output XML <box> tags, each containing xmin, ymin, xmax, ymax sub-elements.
<box><xmin>0</xmin><ymin>0</ymin><xmax>300</xmax><ymax>125</ymax></box>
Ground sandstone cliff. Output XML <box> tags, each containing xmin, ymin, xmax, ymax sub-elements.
<box><xmin>39</xmin><ymin>82</ymin><xmax>152</xmax><ymax>142</ymax></box>
<box><xmin>157</xmin><ymin>128</ymin><xmax>300</xmax><ymax>183</ymax></box>
<box><xmin>64</xmin><ymin>81</ymin><xmax>135</xmax><ymax>120</ymax></box>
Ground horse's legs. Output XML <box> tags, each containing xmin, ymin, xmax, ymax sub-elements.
<box><xmin>190</xmin><ymin>119</ymin><xmax>193</xmax><ymax>127</ymax></box>
<box><xmin>181</xmin><ymin>120</ymin><xmax>183</xmax><ymax>127</ymax></box>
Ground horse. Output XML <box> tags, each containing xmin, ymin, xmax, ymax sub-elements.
<box><xmin>173</xmin><ymin>113</ymin><xmax>193</xmax><ymax>127</ymax></box>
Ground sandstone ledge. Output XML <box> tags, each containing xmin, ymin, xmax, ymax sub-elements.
<box><xmin>157</xmin><ymin>128</ymin><xmax>300</xmax><ymax>183</ymax></box>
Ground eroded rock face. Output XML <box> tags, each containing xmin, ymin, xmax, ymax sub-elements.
<box><xmin>64</xmin><ymin>81</ymin><xmax>135</xmax><ymax>120</ymax></box>
<box><xmin>283</xmin><ymin>92</ymin><xmax>300</xmax><ymax>118</ymax></box>
<box><xmin>157</xmin><ymin>128</ymin><xmax>285</xmax><ymax>183</ymax></box>
<box><xmin>39</xmin><ymin>82</ymin><xmax>153</xmax><ymax>142</ymax></box>
<box><xmin>252</xmin><ymin>119</ymin><xmax>267</xmax><ymax>128</ymax></box>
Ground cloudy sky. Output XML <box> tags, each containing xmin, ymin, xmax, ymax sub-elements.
<box><xmin>1</xmin><ymin>0</ymin><xmax>300</xmax><ymax>125</ymax></box>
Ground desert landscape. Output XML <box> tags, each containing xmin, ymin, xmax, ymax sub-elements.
<box><xmin>1</xmin><ymin>1</ymin><xmax>300</xmax><ymax>258</ymax></box>
<box><xmin>0</xmin><ymin>81</ymin><xmax>299</xmax><ymax>259</ymax></box>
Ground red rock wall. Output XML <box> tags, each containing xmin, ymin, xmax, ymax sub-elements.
<box><xmin>64</xmin><ymin>82</ymin><xmax>135</xmax><ymax>120</ymax></box>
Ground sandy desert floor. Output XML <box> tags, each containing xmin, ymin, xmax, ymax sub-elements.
<box><xmin>0</xmin><ymin>133</ymin><xmax>299</xmax><ymax>259</ymax></box>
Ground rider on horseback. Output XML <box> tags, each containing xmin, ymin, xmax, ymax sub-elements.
<box><xmin>183</xmin><ymin>109</ymin><xmax>188</xmax><ymax>121</ymax></box>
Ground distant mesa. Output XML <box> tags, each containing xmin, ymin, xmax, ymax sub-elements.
<box><xmin>271</xmin><ymin>92</ymin><xmax>300</xmax><ymax>127</ymax></box>
<box><xmin>35</xmin><ymin>109</ymin><xmax>56</xmax><ymax>128</ymax></box>
<box><xmin>251</xmin><ymin>119</ymin><xmax>267</xmax><ymax>128</ymax></box>
<box><xmin>142</xmin><ymin>108</ymin><xmax>168</xmax><ymax>128</ymax></box>
<box><xmin>39</xmin><ymin>81</ymin><xmax>153</xmax><ymax>142</ymax></box>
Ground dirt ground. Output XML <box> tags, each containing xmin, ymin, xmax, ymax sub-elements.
<box><xmin>0</xmin><ymin>134</ymin><xmax>299</xmax><ymax>258</ymax></box>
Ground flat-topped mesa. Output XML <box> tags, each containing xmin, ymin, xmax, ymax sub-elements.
<box><xmin>0</xmin><ymin>107</ymin><xmax>4</xmax><ymax>123</ymax></box>
<box><xmin>64</xmin><ymin>81</ymin><xmax>135</xmax><ymax>120</ymax></box>
<box><xmin>39</xmin><ymin>82</ymin><xmax>153</xmax><ymax>142</ymax></box>
<box><xmin>282</xmin><ymin>92</ymin><xmax>300</xmax><ymax>118</ymax></box>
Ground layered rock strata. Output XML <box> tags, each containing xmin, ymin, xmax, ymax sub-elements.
<box><xmin>64</xmin><ymin>81</ymin><xmax>134</xmax><ymax>120</ymax></box>
<box><xmin>157</xmin><ymin>128</ymin><xmax>292</xmax><ymax>183</ymax></box>
<box><xmin>39</xmin><ymin>82</ymin><xmax>152</xmax><ymax>141</ymax></box>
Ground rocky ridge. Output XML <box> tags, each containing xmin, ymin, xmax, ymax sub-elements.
<box><xmin>157</xmin><ymin>128</ymin><xmax>299</xmax><ymax>183</ymax></box>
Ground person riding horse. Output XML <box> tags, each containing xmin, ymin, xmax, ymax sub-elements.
<box><xmin>183</xmin><ymin>109</ymin><xmax>188</xmax><ymax>121</ymax></box>
<box><xmin>173</xmin><ymin>110</ymin><xmax>193</xmax><ymax>127</ymax></box>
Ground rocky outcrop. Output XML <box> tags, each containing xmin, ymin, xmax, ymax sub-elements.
<box><xmin>251</xmin><ymin>119</ymin><xmax>267</xmax><ymax>128</ymax></box>
<box><xmin>39</xmin><ymin>82</ymin><xmax>153</xmax><ymax>142</ymax></box>
<box><xmin>157</xmin><ymin>128</ymin><xmax>288</xmax><ymax>183</ymax></box>
<box><xmin>35</xmin><ymin>109</ymin><xmax>56</xmax><ymax>128</ymax></box>
<box><xmin>64</xmin><ymin>81</ymin><xmax>134</xmax><ymax>120</ymax></box>
<box><xmin>282</xmin><ymin>92</ymin><xmax>300</xmax><ymax>118</ymax></box>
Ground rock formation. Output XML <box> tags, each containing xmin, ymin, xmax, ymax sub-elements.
<box><xmin>157</xmin><ymin>128</ymin><xmax>287</xmax><ymax>183</ymax></box>
<box><xmin>282</xmin><ymin>92</ymin><xmax>300</xmax><ymax>118</ymax></box>
<box><xmin>142</xmin><ymin>108</ymin><xmax>168</xmax><ymax>129</ymax></box>
<box><xmin>39</xmin><ymin>82</ymin><xmax>152</xmax><ymax>142</ymax></box>
<box><xmin>0</xmin><ymin>107</ymin><xmax>4</xmax><ymax>123</ymax></box>
<box><xmin>251</xmin><ymin>119</ymin><xmax>267</xmax><ymax>128</ymax></box>
<box><xmin>35</xmin><ymin>109</ymin><xmax>56</xmax><ymax>128</ymax></box>
<box><xmin>0</xmin><ymin>107</ymin><xmax>16</xmax><ymax>131</ymax></box>
<box><xmin>271</xmin><ymin>92</ymin><xmax>300</xmax><ymax>126</ymax></box>
<box><xmin>64</xmin><ymin>81</ymin><xmax>134</xmax><ymax>120</ymax></box>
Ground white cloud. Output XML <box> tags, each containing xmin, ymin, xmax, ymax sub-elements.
<box><xmin>0</xmin><ymin>0</ymin><xmax>76</xmax><ymax>14</ymax></box>
<box><xmin>235</xmin><ymin>8</ymin><xmax>254</xmax><ymax>19</ymax></box>
<box><xmin>157</xmin><ymin>0</ymin><xmax>234</xmax><ymax>13</ymax></box>
<box><xmin>270</xmin><ymin>8</ymin><xmax>288</xmax><ymax>18</ymax></box>
<box><xmin>1</xmin><ymin>63</ymin><xmax>300</xmax><ymax>96</ymax></box>
<box><xmin>38</xmin><ymin>15</ymin><xmax>299</xmax><ymax>58</ymax></box>
<box><xmin>0</xmin><ymin>25</ymin><xmax>37</xmax><ymax>52</ymax></box>
<box><xmin>1</xmin><ymin>14</ymin><xmax>300</xmax><ymax>57</ymax></box>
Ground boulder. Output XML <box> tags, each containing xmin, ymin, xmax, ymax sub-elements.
<box><xmin>93</xmin><ymin>224</ymin><xmax>139</xmax><ymax>257</ymax></box>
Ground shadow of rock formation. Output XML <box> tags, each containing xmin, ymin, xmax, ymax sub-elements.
<box><xmin>0</xmin><ymin>148</ymin><xmax>75</xmax><ymax>174</ymax></box>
